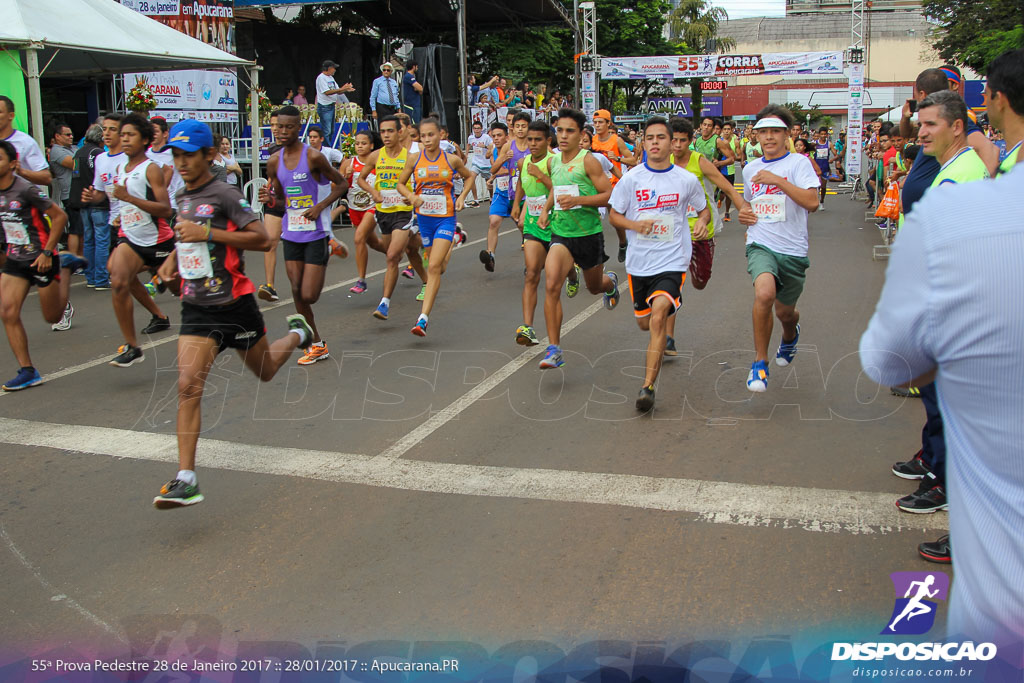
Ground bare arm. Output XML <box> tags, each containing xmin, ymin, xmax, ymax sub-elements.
<box><xmin>698</xmin><ymin>155</ymin><xmax>748</xmax><ymax>210</ymax></box>
<box><xmin>967</xmin><ymin>129</ymin><xmax>999</xmax><ymax>177</ymax></box>
<box><xmin>395</xmin><ymin>153</ymin><xmax>419</xmax><ymax>205</ymax></box>
<box><xmin>714</xmin><ymin>138</ymin><xmax>735</xmax><ymax>168</ymax></box>
<box><xmin>113</xmin><ymin>162</ymin><xmax>173</xmax><ymax>218</ymax></box>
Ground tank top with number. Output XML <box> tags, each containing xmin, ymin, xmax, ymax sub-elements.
<box><xmin>347</xmin><ymin>155</ymin><xmax>375</xmax><ymax>211</ymax></box>
<box><xmin>549</xmin><ymin>149</ymin><xmax>602</xmax><ymax>238</ymax></box>
<box><xmin>117</xmin><ymin>158</ymin><xmax>173</xmax><ymax>247</ymax></box>
<box><xmin>504</xmin><ymin>139</ymin><xmax>531</xmax><ymax>199</ymax></box>
<box><xmin>276</xmin><ymin>144</ymin><xmax>331</xmax><ymax>242</ymax></box>
<box><xmin>520</xmin><ymin>151</ymin><xmax>555</xmax><ymax>240</ymax></box>
<box><xmin>680</xmin><ymin>151</ymin><xmax>714</xmax><ymax>239</ymax></box>
<box><xmin>413</xmin><ymin>148</ymin><xmax>455</xmax><ymax>219</ymax></box>
<box><xmin>373</xmin><ymin>146</ymin><xmax>413</xmax><ymax>213</ymax></box>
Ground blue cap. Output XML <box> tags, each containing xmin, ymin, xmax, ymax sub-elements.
<box><xmin>166</xmin><ymin>119</ymin><xmax>214</xmax><ymax>152</ymax></box>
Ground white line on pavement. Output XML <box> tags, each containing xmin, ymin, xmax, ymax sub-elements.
<box><xmin>0</xmin><ymin>416</ymin><xmax>948</xmax><ymax>535</ymax></box>
<box><xmin>0</xmin><ymin>228</ymin><xmax>517</xmax><ymax>397</ymax></box>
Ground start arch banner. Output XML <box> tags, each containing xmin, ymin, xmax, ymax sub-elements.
<box><xmin>600</xmin><ymin>52</ymin><xmax>844</xmax><ymax>80</ymax></box>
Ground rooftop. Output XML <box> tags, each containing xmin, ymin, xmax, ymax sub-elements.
<box><xmin>719</xmin><ymin>11</ymin><xmax>931</xmax><ymax>42</ymax></box>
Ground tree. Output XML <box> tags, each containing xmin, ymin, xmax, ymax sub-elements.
<box><xmin>666</xmin><ymin>0</ymin><xmax>735</xmax><ymax>124</ymax></box>
<box><xmin>921</xmin><ymin>0</ymin><xmax>1023</xmax><ymax>72</ymax></box>
<box><xmin>467</xmin><ymin>28</ymin><xmax>574</xmax><ymax>92</ymax></box>
<box><xmin>595</xmin><ymin>0</ymin><xmax>678</xmax><ymax>112</ymax></box>
<box><xmin>780</xmin><ymin>101</ymin><xmax>824</xmax><ymax>128</ymax></box>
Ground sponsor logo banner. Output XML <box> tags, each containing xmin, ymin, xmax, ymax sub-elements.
<box><xmin>601</xmin><ymin>52</ymin><xmax>844</xmax><ymax>79</ymax></box>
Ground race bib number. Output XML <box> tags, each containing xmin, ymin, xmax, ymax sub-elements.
<box><xmin>2</xmin><ymin>220</ymin><xmax>30</xmax><ymax>246</ymax></box>
<box><xmin>495</xmin><ymin>176</ymin><xmax>510</xmax><ymax>193</ymax></box>
<box><xmin>816</xmin><ymin>147</ymin><xmax>829</xmax><ymax>159</ymax></box>
<box><xmin>553</xmin><ymin>184</ymin><xmax>580</xmax><ymax>211</ymax></box>
<box><xmin>639</xmin><ymin>214</ymin><xmax>675</xmax><ymax>242</ymax></box>
<box><xmin>419</xmin><ymin>189</ymin><xmax>447</xmax><ymax>216</ymax></box>
<box><xmin>176</xmin><ymin>241</ymin><xmax>214</xmax><ymax>280</ymax></box>
<box><xmin>287</xmin><ymin>209</ymin><xmax>316</xmax><ymax>231</ymax></box>
<box><xmin>525</xmin><ymin>195</ymin><xmax>547</xmax><ymax>217</ymax></box>
<box><xmin>751</xmin><ymin>195</ymin><xmax>786</xmax><ymax>223</ymax></box>
<box><xmin>380</xmin><ymin>189</ymin><xmax>404</xmax><ymax>209</ymax></box>
<box><xmin>120</xmin><ymin>205</ymin><xmax>147</xmax><ymax>232</ymax></box>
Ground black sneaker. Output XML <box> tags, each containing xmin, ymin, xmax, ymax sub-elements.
<box><xmin>617</xmin><ymin>244</ymin><xmax>627</xmax><ymax>263</ymax></box>
<box><xmin>141</xmin><ymin>315</ymin><xmax>170</xmax><ymax>334</ymax></box>
<box><xmin>153</xmin><ymin>479</ymin><xmax>204</xmax><ymax>509</ymax></box>
<box><xmin>896</xmin><ymin>484</ymin><xmax>947</xmax><ymax>514</ymax></box>
<box><xmin>918</xmin><ymin>534</ymin><xmax>951</xmax><ymax>563</ymax></box>
<box><xmin>109</xmin><ymin>344</ymin><xmax>144</xmax><ymax>367</ymax></box>
<box><xmin>664</xmin><ymin>336</ymin><xmax>678</xmax><ymax>357</ymax></box>
<box><xmin>890</xmin><ymin>386</ymin><xmax>922</xmax><ymax>398</ymax></box>
<box><xmin>479</xmin><ymin>249</ymin><xmax>495</xmax><ymax>272</ymax></box>
<box><xmin>892</xmin><ymin>449</ymin><xmax>930</xmax><ymax>480</ymax></box>
<box><xmin>636</xmin><ymin>385</ymin><xmax>655</xmax><ymax>412</ymax></box>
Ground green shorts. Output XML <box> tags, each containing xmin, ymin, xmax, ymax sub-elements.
<box><xmin>745</xmin><ymin>242</ymin><xmax>810</xmax><ymax>307</ymax></box>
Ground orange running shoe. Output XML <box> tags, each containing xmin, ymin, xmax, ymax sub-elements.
<box><xmin>297</xmin><ymin>341</ymin><xmax>330</xmax><ymax>365</ymax></box>
<box><xmin>329</xmin><ymin>238</ymin><xmax>349</xmax><ymax>259</ymax></box>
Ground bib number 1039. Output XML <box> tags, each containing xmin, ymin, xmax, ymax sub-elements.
<box><xmin>751</xmin><ymin>195</ymin><xmax>786</xmax><ymax>223</ymax></box>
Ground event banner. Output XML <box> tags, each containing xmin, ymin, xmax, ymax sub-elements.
<box><xmin>470</xmin><ymin>107</ymin><xmax>548</xmax><ymax>128</ymax></box>
<box><xmin>123</xmin><ymin>70</ymin><xmax>240</xmax><ymax>122</ymax></box>
<box><xmin>846</xmin><ymin>63</ymin><xmax>865</xmax><ymax>175</ymax></box>
<box><xmin>119</xmin><ymin>0</ymin><xmax>235</xmax><ymax>54</ymax></box>
<box><xmin>601</xmin><ymin>52</ymin><xmax>844</xmax><ymax>79</ymax></box>
<box><xmin>581</xmin><ymin>71</ymin><xmax>598</xmax><ymax>121</ymax></box>
<box><xmin>644</xmin><ymin>96</ymin><xmax>723</xmax><ymax>118</ymax></box>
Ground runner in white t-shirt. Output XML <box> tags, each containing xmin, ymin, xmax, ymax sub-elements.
<box><xmin>0</xmin><ymin>95</ymin><xmax>51</xmax><ymax>188</ymax></box>
<box><xmin>609</xmin><ymin>116</ymin><xmax>709</xmax><ymax>412</ymax></box>
<box><xmin>466</xmin><ymin>121</ymin><xmax>494</xmax><ymax>206</ymax></box>
<box><xmin>738</xmin><ymin>107</ymin><xmax>821</xmax><ymax>393</ymax></box>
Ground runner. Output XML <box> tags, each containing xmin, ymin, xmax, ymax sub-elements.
<box><xmin>484</xmin><ymin>122</ymin><xmax>509</xmax><ymax>207</ymax></box>
<box><xmin>465</xmin><ymin>119</ymin><xmax>494</xmax><ymax>206</ymax></box>
<box><xmin>665</xmin><ymin>117</ymin><xmax>752</xmax><ymax>354</ymax></box>
<box><xmin>151</xmin><ymin>120</ymin><xmax>315</xmax><ymax>509</ymax></box>
<box><xmin>536</xmin><ymin>108</ymin><xmax>620</xmax><ymax>369</ymax></box>
<box><xmin>85</xmin><ymin>114</ymin><xmax>175</xmax><ymax>367</ymax></box>
<box><xmin>738</xmin><ymin>106</ymin><xmax>821</xmax><ymax>393</ymax></box>
<box><xmin>0</xmin><ymin>96</ymin><xmax>52</xmax><ymax>188</ymax></box>
<box><xmin>481</xmin><ymin>111</ymin><xmax>531</xmax><ymax>272</ymax></box>
<box><xmin>259</xmin><ymin>105</ymin><xmax>347</xmax><ymax>366</ymax></box>
<box><xmin>306</xmin><ymin>125</ymin><xmax>349</xmax><ymax>258</ymax></box>
<box><xmin>720</xmin><ymin>121</ymin><xmax>743</xmax><ymax>221</ymax></box>
<box><xmin>608</xmin><ymin>117</ymin><xmax>710</xmax><ymax>411</ymax></box>
<box><xmin>590</xmin><ymin>109</ymin><xmax>636</xmax><ymax>262</ymax></box>
<box><xmin>339</xmin><ymin>129</ymin><xmax>380</xmax><ymax>283</ymax></box>
<box><xmin>690</xmin><ymin>117</ymin><xmax>735</xmax><ymax>236</ymax></box>
<box><xmin>833</xmin><ymin>131</ymin><xmax>847</xmax><ymax>181</ymax></box>
<box><xmin>85</xmin><ymin>113</ymin><xmax>127</xmax><ymax>262</ymax></box>
<box><xmin>510</xmin><ymin>119</ymin><xmax>579</xmax><ymax>346</ymax></box>
<box><xmin>985</xmin><ymin>49</ymin><xmax>1023</xmax><ymax>175</ymax></box>
<box><xmin>355</xmin><ymin>115</ymin><xmax>430</xmax><ymax>314</ymax></box>
<box><xmin>0</xmin><ymin>141</ymin><xmax>87</xmax><ymax>390</ymax></box>
<box><xmin>394</xmin><ymin>117</ymin><xmax>476</xmax><ymax>336</ymax></box>
<box><xmin>257</xmin><ymin>112</ymin><xmax>285</xmax><ymax>302</ymax></box>
<box><xmin>813</xmin><ymin>127</ymin><xmax>832</xmax><ymax>209</ymax></box>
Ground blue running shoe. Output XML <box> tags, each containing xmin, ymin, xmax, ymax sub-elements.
<box><xmin>746</xmin><ymin>360</ymin><xmax>769</xmax><ymax>393</ymax></box>
<box><xmin>59</xmin><ymin>253</ymin><xmax>88</xmax><ymax>272</ymax></box>
<box><xmin>2</xmin><ymin>367</ymin><xmax>43</xmax><ymax>391</ymax></box>
<box><xmin>775</xmin><ymin>323</ymin><xmax>800</xmax><ymax>367</ymax></box>
<box><xmin>603</xmin><ymin>271</ymin><xmax>620</xmax><ymax>310</ymax></box>
<box><xmin>539</xmin><ymin>344</ymin><xmax>564</xmax><ymax>369</ymax></box>
<box><xmin>411</xmin><ymin>318</ymin><xmax>428</xmax><ymax>337</ymax></box>
<box><xmin>373</xmin><ymin>301</ymin><xmax>389</xmax><ymax>320</ymax></box>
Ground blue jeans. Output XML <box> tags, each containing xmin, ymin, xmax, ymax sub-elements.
<box><xmin>919</xmin><ymin>382</ymin><xmax>946</xmax><ymax>487</ymax></box>
<box><xmin>317</xmin><ymin>104</ymin><xmax>336</xmax><ymax>146</ymax></box>
<box><xmin>82</xmin><ymin>207</ymin><xmax>110</xmax><ymax>286</ymax></box>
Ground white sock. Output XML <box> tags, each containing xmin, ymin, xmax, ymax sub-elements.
<box><xmin>177</xmin><ymin>469</ymin><xmax>197</xmax><ymax>486</ymax></box>
<box><xmin>381</xmin><ymin>297</ymin><xmax>390</xmax><ymax>306</ymax></box>
<box><xmin>289</xmin><ymin>327</ymin><xmax>310</xmax><ymax>346</ymax></box>
<box><xmin>418</xmin><ymin>313</ymin><xmax>429</xmax><ymax>324</ymax></box>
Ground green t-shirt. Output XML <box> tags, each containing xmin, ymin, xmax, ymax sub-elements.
<box><xmin>520</xmin><ymin>151</ymin><xmax>555</xmax><ymax>241</ymax></box>
<box><xmin>550</xmin><ymin>149</ymin><xmax>603</xmax><ymax>238</ymax></box>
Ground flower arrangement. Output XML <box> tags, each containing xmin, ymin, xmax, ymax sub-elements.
<box><xmin>126</xmin><ymin>77</ymin><xmax>158</xmax><ymax>113</ymax></box>
<box><xmin>245</xmin><ymin>88</ymin><xmax>274</xmax><ymax>124</ymax></box>
<box><xmin>335</xmin><ymin>102</ymin><xmax>366</xmax><ymax>156</ymax></box>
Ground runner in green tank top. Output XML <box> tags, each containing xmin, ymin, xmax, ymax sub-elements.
<box><xmin>510</xmin><ymin>120</ymin><xmax>579</xmax><ymax>346</ymax></box>
<box><xmin>984</xmin><ymin>49</ymin><xmax>1023</xmax><ymax>176</ymax></box>
<box><xmin>534</xmin><ymin>108</ymin><xmax>619</xmax><ymax>370</ymax></box>
<box><xmin>689</xmin><ymin>116</ymin><xmax>734</xmax><ymax>235</ymax></box>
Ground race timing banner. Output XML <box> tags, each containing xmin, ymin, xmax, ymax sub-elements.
<box><xmin>600</xmin><ymin>52</ymin><xmax>844</xmax><ymax>80</ymax></box>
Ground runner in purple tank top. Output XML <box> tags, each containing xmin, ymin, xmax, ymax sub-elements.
<box><xmin>259</xmin><ymin>105</ymin><xmax>348</xmax><ymax>366</ymax></box>
<box><xmin>479</xmin><ymin>110</ymin><xmax>532</xmax><ymax>272</ymax></box>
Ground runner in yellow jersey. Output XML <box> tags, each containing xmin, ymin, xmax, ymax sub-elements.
<box><xmin>985</xmin><ymin>49</ymin><xmax>1024</xmax><ymax>176</ymax></box>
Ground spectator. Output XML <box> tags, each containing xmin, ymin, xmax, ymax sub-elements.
<box><xmin>316</xmin><ymin>59</ymin><xmax>355</xmax><ymax>146</ymax></box>
<box><xmin>535</xmin><ymin>84</ymin><xmax>547</xmax><ymax>110</ymax></box>
<box><xmin>215</xmin><ymin>135</ymin><xmax>242</xmax><ymax>186</ymax></box>
<box><xmin>520</xmin><ymin>81</ymin><xmax>535</xmax><ymax>109</ymax></box>
<box><xmin>70</xmin><ymin>124</ymin><xmax>108</xmax><ymax>288</ymax></box>
<box><xmin>293</xmin><ymin>85</ymin><xmax>308</xmax><ymax>106</ymax></box>
<box><xmin>467</xmin><ymin>74</ymin><xmax>479</xmax><ymax>106</ymax></box>
<box><xmin>47</xmin><ymin>122</ymin><xmax>74</xmax><ymax>209</ymax></box>
<box><xmin>370</xmin><ymin>62</ymin><xmax>401</xmax><ymax>121</ymax></box>
<box><xmin>478</xmin><ymin>76</ymin><xmax>500</xmax><ymax>108</ymax></box>
<box><xmin>282</xmin><ymin>88</ymin><xmax>294</xmax><ymax>105</ymax></box>
<box><xmin>402</xmin><ymin>60</ymin><xmax>424</xmax><ymax>124</ymax></box>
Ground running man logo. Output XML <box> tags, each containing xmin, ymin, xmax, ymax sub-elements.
<box><xmin>882</xmin><ymin>571</ymin><xmax>949</xmax><ymax>635</ymax></box>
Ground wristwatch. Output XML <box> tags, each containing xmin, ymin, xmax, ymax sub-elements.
<box><xmin>43</xmin><ymin>249</ymin><xmax>54</xmax><ymax>258</ymax></box>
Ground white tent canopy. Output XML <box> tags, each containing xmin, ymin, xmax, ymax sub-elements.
<box><xmin>0</xmin><ymin>0</ymin><xmax>261</xmax><ymax>179</ymax></box>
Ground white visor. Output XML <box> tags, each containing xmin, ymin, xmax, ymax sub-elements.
<box><xmin>753</xmin><ymin>117</ymin><xmax>788</xmax><ymax>130</ymax></box>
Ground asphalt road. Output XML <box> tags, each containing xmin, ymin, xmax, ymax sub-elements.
<box><xmin>1</xmin><ymin>189</ymin><xmax>949</xmax><ymax>663</ymax></box>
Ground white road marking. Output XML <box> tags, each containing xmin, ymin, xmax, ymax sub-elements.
<box><xmin>0</xmin><ymin>228</ymin><xmax>517</xmax><ymax>397</ymax></box>
<box><xmin>0</xmin><ymin>417</ymin><xmax>948</xmax><ymax>535</ymax></box>
<box><xmin>2</xmin><ymin>524</ymin><xmax>128</xmax><ymax>643</ymax></box>
<box><xmin>374</xmin><ymin>296</ymin><xmax>607</xmax><ymax>460</ymax></box>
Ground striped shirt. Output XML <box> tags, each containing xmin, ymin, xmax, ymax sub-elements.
<box><xmin>859</xmin><ymin>163</ymin><xmax>1024</xmax><ymax>648</ymax></box>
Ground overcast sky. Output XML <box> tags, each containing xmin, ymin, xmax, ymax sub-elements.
<box><xmin>714</xmin><ymin>0</ymin><xmax>787</xmax><ymax>20</ymax></box>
